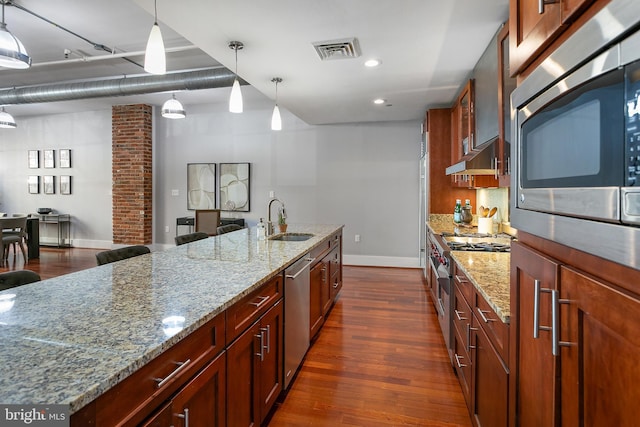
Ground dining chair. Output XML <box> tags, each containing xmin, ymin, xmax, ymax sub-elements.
<box><xmin>0</xmin><ymin>270</ymin><xmax>41</xmax><ymax>291</ymax></box>
<box><xmin>195</xmin><ymin>209</ymin><xmax>221</xmax><ymax>236</ymax></box>
<box><xmin>217</xmin><ymin>224</ymin><xmax>243</xmax><ymax>235</ymax></box>
<box><xmin>95</xmin><ymin>245</ymin><xmax>150</xmax><ymax>266</ymax></box>
<box><xmin>175</xmin><ymin>231</ymin><xmax>209</xmax><ymax>246</ymax></box>
<box><xmin>0</xmin><ymin>216</ymin><xmax>28</xmax><ymax>264</ymax></box>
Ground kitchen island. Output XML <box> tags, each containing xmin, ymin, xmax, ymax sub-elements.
<box><xmin>0</xmin><ymin>224</ymin><xmax>342</xmax><ymax>423</ymax></box>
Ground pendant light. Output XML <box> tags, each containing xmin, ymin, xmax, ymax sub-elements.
<box><xmin>228</xmin><ymin>41</ymin><xmax>244</xmax><ymax>113</ymax></box>
<box><xmin>0</xmin><ymin>1</ymin><xmax>31</xmax><ymax>69</ymax></box>
<box><xmin>161</xmin><ymin>94</ymin><xmax>186</xmax><ymax>119</ymax></box>
<box><xmin>271</xmin><ymin>77</ymin><xmax>282</xmax><ymax>131</ymax></box>
<box><xmin>0</xmin><ymin>107</ymin><xmax>16</xmax><ymax>128</ymax></box>
<box><xmin>144</xmin><ymin>0</ymin><xmax>166</xmax><ymax>75</ymax></box>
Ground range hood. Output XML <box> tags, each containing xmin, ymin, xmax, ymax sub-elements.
<box><xmin>445</xmin><ymin>137</ymin><xmax>498</xmax><ymax>176</ymax></box>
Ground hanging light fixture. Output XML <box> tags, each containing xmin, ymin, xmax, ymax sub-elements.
<box><xmin>271</xmin><ymin>77</ymin><xmax>282</xmax><ymax>131</ymax></box>
<box><xmin>144</xmin><ymin>0</ymin><xmax>166</xmax><ymax>75</ymax></box>
<box><xmin>228</xmin><ymin>41</ymin><xmax>244</xmax><ymax>113</ymax></box>
<box><xmin>0</xmin><ymin>1</ymin><xmax>31</xmax><ymax>69</ymax></box>
<box><xmin>0</xmin><ymin>107</ymin><xmax>16</xmax><ymax>128</ymax></box>
<box><xmin>161</xmin><ymin>94</ymin><xmax>186</xmax><ymax>119</ymax></box>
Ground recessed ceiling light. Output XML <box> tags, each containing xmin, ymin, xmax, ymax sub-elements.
<box><xmin>373</xmin><ymin>98</ymin><xmax>385</xmax><ymax>105</ymax></box>
<box><xmin>364</xmin><ymin>59</ymin><xmax>381</xmax><ymax>67</ymax></box>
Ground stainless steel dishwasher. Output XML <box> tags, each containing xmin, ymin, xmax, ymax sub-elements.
<box><xmin>284</xmin><ymin>253</ymin><xmax>313</xmax><ymax>389</ymax></box>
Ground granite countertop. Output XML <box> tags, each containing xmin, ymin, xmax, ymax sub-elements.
<box><xmin>0</xmin><ymin>224</ymin><xmax>342</xmax><ymax>414</ymax></box>
<box><xmin>428</xmin><ymin>214</ymin><xmax>510</xmax><ymax>323</ymax></box>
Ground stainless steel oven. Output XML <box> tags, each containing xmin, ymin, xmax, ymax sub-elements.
<box><xmin>428</xmin><ymin>231</ymin><xmax>453</xmax><ymax>364</ymax></box>
<box><xmin>511</xmin><ymin>0</ymin><xmax>640</xmax><ymax>268</ymax></box>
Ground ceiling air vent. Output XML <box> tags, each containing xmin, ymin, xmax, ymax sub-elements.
<box><xmin>313</xmin><ymin>37</ymin><xmax>361</xmax><ymax>61</ymax></box>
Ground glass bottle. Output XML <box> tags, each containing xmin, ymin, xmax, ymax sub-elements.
<box><xmin>257</xmin><ymin>218</ymin><xmax>266</xmax><ymax>240</ymax></box>
<box><xmin>454</xmin><ymin>199</ymin><xmax>462</xmax><ymax>223</ymax></box>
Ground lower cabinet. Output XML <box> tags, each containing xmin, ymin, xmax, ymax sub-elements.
<box><xmin>142</xmin><ymin>351</ymin><xmax>226</xmax><ymax>426</ymax></box>
<box><xmin>227</xmin><ymin>299</ymin><xmax>283</xmax><ymax>427</ymax></box>
<box><xmin>310</xmin><ymin>259</ymin><xmax>328</xmax><ymax>339</ymax></box>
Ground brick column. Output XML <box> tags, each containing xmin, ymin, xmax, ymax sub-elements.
<box><xmin>111</xmin><ymin>104</ymin><xmax>153</xmax><ymax>244</ymax></box>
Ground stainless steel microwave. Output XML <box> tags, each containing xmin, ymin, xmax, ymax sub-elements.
<box><xmin>511</xmin><ymin>0</ymin><xmax>640</xmax><ymax>269</ymax></box>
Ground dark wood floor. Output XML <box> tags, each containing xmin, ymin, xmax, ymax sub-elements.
<box><xmin>1</xmin><ymin>249</ymin><xmax>471</xmax><ymax>426</ymax></box>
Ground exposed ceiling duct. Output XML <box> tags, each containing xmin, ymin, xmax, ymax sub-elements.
<box><xmin>0</xmin><ymin>67</ymin><xmax>246</xmax><ymax>105</ymax></box>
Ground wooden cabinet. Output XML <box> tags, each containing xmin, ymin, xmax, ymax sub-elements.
<box><xmin>451</xmin><ymin>80</ymin><xmax>475</xmax><ymax>189</ymax></box>
<box><xmin>309</xmin><ymin>260</ymin><xmax>327</xmax><ymax>339</ymax></box>
<box><xmin>452</xmin><ymin>262</ymin><xmax>509</xmax><ymax>427</ymax></box>
<box><xmin>497</xmin><ymin>22</ymin><xmax>516</xmax><ymax>187</ymax></box>
<box><xmin>509</xmin><ymin>0</ymin><xmax>598</xmax><ymax>76</ymax></box>
<box><xmin>227</xmin><ymin>299</ymin><xmax>283</xmax><ymax>427</ymax></box>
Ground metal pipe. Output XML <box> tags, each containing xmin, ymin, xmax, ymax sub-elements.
<box><xmin>0</xmin><ymin>67</ymin><xmax>246</xmax><ymax>105</ymax></box>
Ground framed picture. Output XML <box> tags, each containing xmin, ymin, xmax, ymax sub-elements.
<box><xmin>187</xmin><ymin>163</ymin><xmax>216</xmax><ymax>210</ymax></box>
<box><xmin>219</xmin><ymin>163</ymin><xmax>251</xmax><ymax>212</ymax></box>
<box><xmin>43</xmin><ymin>149</ymin><xmax>55</xmax><ymax>168</ymax></box>
<box><xmin>28</xmin><ymin>150</ymin><xmax>39</xmax><ymax>168</ymax></box>
<box><xmin>60</xmin><ymin>175</ymin><xmax>72</xmax><ymax>195</ymax></box>
<box><xmin>28</xmin><ymin>176</ymin><xmax>40</xmax><ymax>194</ymax></box>
<box><xmin>43</xmin><ymin>175</ymin><xmax>55</xmax><ymax>194</ymax></box>
<box><xmin>59</xmin><ymin>149</ymin><xmax>71</xmax><ymax>168</ymax></box>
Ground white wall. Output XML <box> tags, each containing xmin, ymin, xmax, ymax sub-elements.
<box><xmin>0</xmin><ymin>96</ymin><xmax>421</xmax><ymax>267</ymax></box>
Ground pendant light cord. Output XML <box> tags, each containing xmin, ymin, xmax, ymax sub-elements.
<box><xmin>153</xmin><ymin>0</ymin><xmax>158</xmax><ymax>24</ymax></box>
<box><xmin>1</xmin><ymin>1</ymin><xmax>6</xmax><ymax>26</ymax></box>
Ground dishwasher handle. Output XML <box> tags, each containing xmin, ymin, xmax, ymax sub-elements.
<box><xmin>285</xmin><ymin>257</ymin><xmax>315</xmax><ymax>279</ymax></box>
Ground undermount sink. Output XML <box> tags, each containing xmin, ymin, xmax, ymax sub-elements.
<box><xmin>268</xmin><ymin>233</ymin><xmax>314</xmax><ymax>242</ymax></box>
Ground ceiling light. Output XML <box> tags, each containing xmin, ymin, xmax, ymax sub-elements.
<box><xmin>144</xmin><ymin>0</ymin><xmax>166</xmax><ymax>75</ymax></box>
<box><xmin>0</xmin><ymin>1</ymin><xmax>31</xmax><ymax>69</ymax></box>
<box><xmin>364</xmin><ymin>59</ymin><xmax>381</xmax><ymax>67</ymax></box>
<box><xmin>271</xmin><ymin>77</ymin><xmax>282</xmax><ymax>131</ymax></box>
<box><xmin>0</xmin><ymin>107</ymin><xmax>16</xmax><ymax>128</ymax></box>
<box><xmin>228</xmin><ymin>41</ymin><xmax>244</xmax><ymax>113</ymax></box>
<box><xmin>373</xmin><ymin>98</ymin><xmax>385</xmax><ymax>105</ymax></box>
<box><xmin>161</xmin><ymin>94</ymin><xmax>186</xmax><ymax>119</ymax></box>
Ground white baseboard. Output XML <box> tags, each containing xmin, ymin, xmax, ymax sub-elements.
<box><xmin>343</xmin><ymin>254</ymin><xmax>421</xmax><ymax>268</ymax></box>
<box><xmin>65</xmin><ymin>239</ymin><xmax>113</xmax><ymax>249</ymax></box>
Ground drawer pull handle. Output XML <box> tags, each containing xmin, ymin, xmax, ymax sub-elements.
<box><xmin>261</xmin><ymin>325</ymin><xmax>271</xmax><ymax>354</ymax></box>
<box><xmin>533</xmin><ymin>279</ymin><xmax>552</xmax><ymax>338</ymax></box>
<box><xmin>154</xmin><ymin>359</ymin><xmax>192</xmax><ymax>388</ymax></box>
<box><xmin>333</xmin><ymin>280</ymin><xmax>339</xmax><ymax>289</ymax></box>
<box><xmin>249</xmin><ymin>295</ymin><xmax>270</xmax><ymax>307</ymax></box>
<box><xmin>476</xmin><ymin>308</ymin><xmax>496</xmax><ymax>323</ymax></box>
<box><xmin>551</xmin><ymin>290</ymin><xmax>572</xmax><ymax>356</ymax></box>
<box><xmin>177</xmin><ymin>408</ymin><xmax>189</xmax><ymax>427</ymax></box>
<box><xmin>466</xmin><ymin>324</ymin><xmax>478</xmax><ymax>352</ymax></box>
<box><xmin>454</xmin><ymin>309</ymin><xmax>467</xmax><ymax>321</ymax></box>
<box><xmin>454</xmin><ymin>353</ymin><xmax>467</xmax><ymax>368</ymax></box>
<box><xmin>256</xmin><ymin>331</ymin><xmax>265</xmax><ymax>361</ymax></box>
<box><xmin>538</xmin><ymin>0</ymin><xmax>559</xmax><ymax>14</ymax></box>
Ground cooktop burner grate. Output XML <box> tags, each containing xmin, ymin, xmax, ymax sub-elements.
<box><xmin>445</xmin><ymin>241</ymin><xmax>511</xmax><ymax>252</ymax></box>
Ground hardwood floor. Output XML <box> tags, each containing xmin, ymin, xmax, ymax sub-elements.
<box><xmin>1</xmin><ymin>250</ymin><xmax>471</xmax><ymax>426</ymax></box>
<box><xmin>268</xmin><ymin>266</ymin><xmax>471</xmax><ymax>427</ymax></box>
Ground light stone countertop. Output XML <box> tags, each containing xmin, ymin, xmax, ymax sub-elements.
<box><xmin>0</xmin><ymin>224</ymin><xmax>342</xmax><ymax>414</ymax></box>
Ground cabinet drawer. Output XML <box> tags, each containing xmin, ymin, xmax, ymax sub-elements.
<box><xmin>453</xmin><ymin>266</ymin><xmax>474</xmax><ymax>306</ymax></box>
<box><xmin>226</xmin><ymin>274</ymin><xmax>283</xmax><ymax>345</ymax></box>
<box><xmin>328</xmin><ymin>246</ymin><xmax>341</xmax><ymax>279</ymax></box>
<box><xmin>310</xmin><ymin>239</ymin><xmax>330</xmax><ymax>264</ymax></box>
<box><xmin>452</xmin><ymin>329</ymin><xmax>472</xmax><ymax>409</ymax></box>
<box><xmin>474</xmin><ymin>292</ymin><xmax>509</xmax><ymax>363</ymax></box>
<box><xmin>90</xmin><ymin>312</ymin><xmax>226</xmax><ymax>426</ymax></box>
<box><xmin>453</xmin><ymin>284</ymin><xmax>472</xmax><ymax>348</ymax></box>
<box><xmin>328</xmin><ymin>231</ymin><xmax>341</xmax><ymax>249</ymax></box>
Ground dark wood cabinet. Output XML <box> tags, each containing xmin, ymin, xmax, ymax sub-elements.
<box><xmin>227</xmin><ymin>299</ymin><xmax>283</xmax><ymax>427</ymax></box>
<box><xmin>497</xmin><ymin>22</ymin><xmax>516</xmax><ymax>187</ymax></box>
<box><xmin>509</xmin><ymin>241</ymin><xmax>560</xmax><ymax>427</ymax></box>
<box><xmin>309</xmin><ymin>260</ymin><xmax>327</xmax><ymax>339</ymax></box>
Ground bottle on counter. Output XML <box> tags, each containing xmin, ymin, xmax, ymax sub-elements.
<box><xmin>454</xmin><ymin>199</ymin><xmax>462</xmax><ymax>223</ymax></box>
<box><xmin>257</xmin><ymin>218</ymin><xmax>266</xmax><ymax>240</ymax></box>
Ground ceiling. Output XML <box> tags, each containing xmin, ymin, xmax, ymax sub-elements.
<box><xmin>0</xmin><ymin>0</ymin><xmax>509</xmax><ymax>125</ymax></box>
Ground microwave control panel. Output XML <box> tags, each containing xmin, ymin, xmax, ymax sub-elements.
<box><xmin>625</xmin><ymin>61</ymin><xmax>640</xmax><ymax>186</ymax></box>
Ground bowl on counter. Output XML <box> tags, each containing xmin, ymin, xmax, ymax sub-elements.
<box><xmin>37</xmin><ymin>208</ymin><xmax>52</xmax><ymax>214</ymax></box>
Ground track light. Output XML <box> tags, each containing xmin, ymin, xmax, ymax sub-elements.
<box><xmin>161</xmin><ymin>94</ymin><xmax>186</xmax><ymax>119</ymax></box>
<box><xmin>228</xmin><ymin>41</ymin><xmax>244</xmax><ymax>113</ymax></box>
<box><xmin>271</xmin><ymin>77</ymin><xmax>282</xmax><ymax>131</ymax></box>
<box><xmin>0</xmin><ymin>1</ymin><xmax>31</xmax><ymax>69</ymax></box>
<box><xmin>144</xmin><ymin>0</ymin><xmax>166</xmax><ymax>75</ymax></box>
<box><xmin>0</xmin><ymin>107</ymin><xmax>17</xmax><ymax>128</ymax></box>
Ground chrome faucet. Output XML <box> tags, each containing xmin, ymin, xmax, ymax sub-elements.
<box><xmin>267</xmin><ymin>198</ymin><xmax>286</xmax><ymax>236</ymax></box>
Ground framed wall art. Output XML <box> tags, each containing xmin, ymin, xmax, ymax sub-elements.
<box><xmin>43</xmin><ymin>149</ymin><xmax>55</xmax><ymax>168</ymax></box>
<box><xmin>59</xmin><ymin>149</ymin><xmax>71</xmax><ymax>168</ymax></box>
<box><xmin>60</xmin><ymin>175</ymin><xmax>72</xmax><ymax>195</ymax></box>
<box><xmin>28</xmin><ymin>176</ymin><xmax>40</xmax><ymax>194</ymax></box>
<box><xmin>219</xmin><ymin>162</ymin><xmax>250</xmax><ymax>212</ymax></box>
<box><xmin>28</xmin><ymin>150</ymin><xmax>39</xmax><ymax>168</ymax></box>
<box><xmin>43</xmin><ymin>175</ymin><xmax>55</xmax><ymax>194</ymax></box>
<box><xmin>187</xmin><ymin>163</ymin><xmax>216</xmax><ymax>210</ymax></box>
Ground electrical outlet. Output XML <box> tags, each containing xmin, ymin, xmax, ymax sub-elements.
<box><xmin>269</xmin><ymin>190</ymin><xmax>275</xmax><ymax>198</ymax></box>
<box><xmin>171</xmin><ymin>189</ymin><xmax>179</xmax><ymax>196</ymax></box>
<box><xmin>165</xmin><ymin>226</ymin><xmax>169</xmax><ymax>233</ymax></box>
<box><xmin>355</xmin><ymin>234</ymin><xmax>360</xmax><ymax>242</ymax></box>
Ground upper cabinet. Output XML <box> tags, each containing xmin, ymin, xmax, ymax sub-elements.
<box><xmin>498</xmin><ymin>23</ymin><xmax>517</xmax><ymax>186</ymax></box>
<box><xmin>452</xmin><ymin>80</ymin><xmax>474</xmax><ymax>163</ymax></box>
<box><xmin>509</xmin><ymin>0</ymin><xmax>597</xmax><ymax>76</ymax></box>
<box><xmin>473</xmin><ymin>30</ymin><xmax>499</xmax><ymax>149</ymax></box>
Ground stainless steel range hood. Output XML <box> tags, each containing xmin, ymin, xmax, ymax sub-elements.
<box><xmin>445</xmin><ymin>137</ymin><xmax>498</xmax><ymax>176</ymax></box>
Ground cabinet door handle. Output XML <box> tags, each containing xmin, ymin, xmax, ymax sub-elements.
<box><xmin>476</xmin><ymin>308</ymin><xmax>496</xmax><ymax>323</ymax></box>
<box><xmin>333</xmin><ymin>279</ymin><xmax>339</xmax><ymax>289</ymax></box>
<box><xmin>454</xmin><ymin>353</ymin><xmax>467</xmax><ymax>368</ymax></box>
<box><xmin>154</xmin><ymin>359</ymin><xmax>192</xmax><ymax>388</ymax></box>
<box><xmin>261</xmin><ymin>325</ymin><xmax>271</xmax><ymax>354</ymax></box>
<box><xmin>551</xmin><ymin>290</ymin><xmax>572</xmax><ymax>356</ymax></box>
<box><xmin>533</xmin><ymin>279</ymin><xmax>552</xmax><ymax>338</ymax></box>
<box><xmin>255</xmin><ymin>331</ymin><xmax>265</xmax><ymax>361</ymax></box>
<box><xmin>454</xmin><ymin>309</ymin><xmax>467</xmax><ymax>321</ymax></box>
<box><xmin>466</xmin><ymin>323</ymin><xmax>478</xmax><ymax>352</ymax></box>
<box><xmin>176</xmin><ymin>408</ymin><xmax>189</xmax><ymax>427</ymax></box>
<box><xmin>249</xmin><ymin>295</ymin><xmax>269</xmax><ymax>308</ymax></box>
<box><xmin>538</xmin><ymin>0</ymin><xmax>559</xmax><ymax>14</ymax></box>
<box><xmin>494</xmin><ymin>157</ymin><xmax>499</xmax><ymax>179</ymax></box>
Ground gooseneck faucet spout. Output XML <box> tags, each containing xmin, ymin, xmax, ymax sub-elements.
<box><xmin>267</xmin><ymin>198</ymin><xmax>286</xmax><ymax>236</ymax></box>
